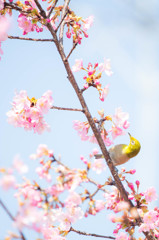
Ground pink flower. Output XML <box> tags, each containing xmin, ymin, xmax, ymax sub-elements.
<box><xmin>18</xmin><ymin>14</ymin><xmax>33</xmax><ymax>34</ymax></box>
<box><xmin>104</xmin><ymin>186</ymin><xmax>119</xmax><ymax>210</ymax></box>
<box><xmin>35</xmin><ymin>144</ymin><xmax>53</xmax><ymax>158</ymax></box>
<box><xmin>129</xmin><ymin>169</ymin><xmax>136</xmax><ymax>174</ymax></box>
<box><xmin>115</xmin><ymin>232</ymin><xmax>130</xmax><ymax>240</ymax></box>
<box><xmin>139</xmin><ymin>210</ymin><xmax>158</xmax><ymax>232</ymax></box>
<box><xmin>0</xmin><ymin>16</ymin><xmax>10</xmax><ymax>41</ymax></box>
<box><xmin>13</xmin><ymin>155</ymin><xmax>28</xmax><ymax>174</ymax></box>
<box><xmin>73</xmin><ymin>120</ymin><xmax>89</xmax><ymax>141</ymax></box>
<box><xmin>92</xmin><ymin>148</ymin><xmax>99</xmax><ymax>155</ymax></box>
<box><xmin>0</xmin><ymin>16</ymin><xmax>10</xmax><ymax>60</ymax></box>
<box><xmin>45</xmin><ymin>184</ymin><xmax>63</xmax><ymax>197</ymax></box>
<box><xmin>36</xmin><ymin>90</ymin><xmax>53</xmax><ymax>114</ymax></box>
<box><xmin>114</xmin><ymin>201</ymin><xmax>130</xmax><ymax>213</ymax></box>
<box><xmin>0</xmin><ymin>0</ymin><xmax>4</xmax><ymax>10</ymax></box>
<box><xmin>110</xmin><ymin>126</ymin><xmax>124</xmax><ymax>140</ymax></box>
<box><xmin>83</xmin><ymin>15</ymin><xmax>94</xmax><ymax>31</ymax></box>
<box><xmin>113</xmin><ymin>107</ymin><xmax>129</xmax><ymax>129</ymax></box>
<box><xmin>36</xmin><ymin>166</ymin><xmax>52</xmax><ymax>182</ymax></box>
<box><xmin>42</xmin><ymin>227</ymin><xmax>65</xmax><ymax>240</ymax></box>
<box><xmin>99</xmin><ymin>58</ymin><xmax>113</xmax><ymax>76</ymax></box>
<box><xmin>95</xmin><ymin>200</ymin><xmax>105</xmax><ymax>212</ymax></box>
<box><xmin>72</xmin><ymin>59</ymin><xmax>83</xmax><ymax>72</ymax></box>
<box><xmin>66</xmin><ymin>206</ymin><xmax>84</xmax><ymax>223</ymax></box>
<box><xmin>0</xmin><ymin>174</ymin><xmax>16</xmax><ymax>190</ymax></box>
<box><xmin>14</xmin><ymin>203</ymin><xmax>44</xmax><ymax>231</ymax></box>
<box><xmin>144</xmin><ymin>187</ymin><xmax>158</xmax><ymax>202</ymax></box>
<box><xmin>17</xmin><ymin>185</ymin><xmax>42</xmax><ymax>207</ymax></box>
<box><xmin>92</xmin><ymin>159</ymin><xmax>106</xmax><ymax>174</ymax></box>
<box><xmin>99</xmin><ymin>85</ymin><xmax>109</xmax><ymax>101</ymax></box>
<box><xmin>83</xmin><ymin>83</ymin><xmax>89</xmax><ymax>89</ymax></box>
<box><xmin>65</xmin><ymin>191</ymin><xmax>82</xmax><ymax>207</ymax></box>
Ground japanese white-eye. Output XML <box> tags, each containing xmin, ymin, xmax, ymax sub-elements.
<box><xmin>95</xmin><ymin>133</ymin><xmax>141</xmax><ymax>166</ymax></box>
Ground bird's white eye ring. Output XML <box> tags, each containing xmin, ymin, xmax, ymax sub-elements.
<box><xmin>131</xmin><ymin>140</ymin><xmax>135</xmax><ymax>145</ymax></box>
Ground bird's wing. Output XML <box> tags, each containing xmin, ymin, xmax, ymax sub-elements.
<box><xmin>109</xmin><ymin>144</ymin><xmax>129</xmax><ymax>166</ymax></box>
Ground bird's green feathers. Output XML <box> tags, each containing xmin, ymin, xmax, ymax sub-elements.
<box><xmin>122</xmin><ymin>135</ymin><xmax>141</xmax><ymax>158</ymax></box>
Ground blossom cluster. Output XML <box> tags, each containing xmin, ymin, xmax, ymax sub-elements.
<box><xmin>72</xmin><ymin>59</ymin><xmax>113</xmax><ymax>101</ymax></box>
<box><xmin>73</xmin><ymin>107</ymin><xmax>129</xmax><ymax>146</ymax></box>
<box><xmin>105</xmin><ymin>168</ymin><xmax>159</xmax><ymax>239</ymax></box>
<box><xmin>0</xmin><ymin>16</ymin><xmax>10</xmax><ymax>60</ymax></box>
<box><xmin>0</xmin><ymin>145</ymin><xmax>159</xmax><ymax>240</ymax></box>
<box><xmin>65</xmin><ymin>14</ymin><xmax>94</xmax><ymax>44</ymax></box>
<box><xmin>6</xmin><ymin>90</ymin><xmax>53</xmax><ymax>134</ymax></box>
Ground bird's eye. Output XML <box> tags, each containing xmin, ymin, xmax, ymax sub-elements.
<box><xmin>131</xmin><ymin>140</ymin><xmax>135</xmax><ymax>145</ymax></box>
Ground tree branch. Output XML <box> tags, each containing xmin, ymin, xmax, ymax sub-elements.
<box><xmin>51</xmin><ymin>105</ymin><xmax>84</xmax><ymax>112</ymax></box>
<box><xmin>0</xmin><ymin>199</ymin><xmax>26</xmax><ymax>240</ymax></box>
<box><xmin>8</xmin><ymin>36</ymin><xmax>54</xmax><ymax>42</ymax></box>
<box><xmin>70</xmin><ymin>227</ymin><xmax>115</xmax><ymax>239</ymax></box>
<box><xmin>34</xmin><ymin>0</ymin><xmax>46</xmax><ymax>18</ymax></box>
<box><xmin>47</xmin><ymin>0</ymin><xmax>58</xmax><ymax>18</ymax></box>
<box><xmin>65</xmin><ymin>43</ymin><xmax>78</xmax><ymax>60</ymax></box>
<box><xmin>56</xmin><ymin>9</ymin><xmax>68</xmax><ymax>33</ymax></box>
<box><xmin>59</xmin><ymin>0</ymin><xmax>70</xmax><ymax>46</ymax></box>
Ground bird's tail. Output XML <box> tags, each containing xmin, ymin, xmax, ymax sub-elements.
<box><xmin>94</xmin><ymin>154</ymin><xmax>103</xmax><ymax>159</ymax></box>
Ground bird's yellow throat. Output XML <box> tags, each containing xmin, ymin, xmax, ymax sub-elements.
<box><xmin>123</xmin><ymin>134</ymin><xmax>141</xmax><ymax>158</ymax></box>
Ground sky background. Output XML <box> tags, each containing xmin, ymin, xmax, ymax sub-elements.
<box><xmin>0</xmin><ymin>0</ymin><xmax>159</xmax><ymax>239</ymax></box>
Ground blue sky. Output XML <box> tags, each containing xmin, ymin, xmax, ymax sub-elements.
<box><xmin>0</xmin><ymin>0</ymin><xmax>159</xmax><ymax>238</ymax></box>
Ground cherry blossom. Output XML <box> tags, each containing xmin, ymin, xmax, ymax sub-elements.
<box><xmin>73</xmin><ymin>120</ymin><xmax>89</xmax><ymax>141</ymax></box>
<box><xmin>0</xmin><ymin>16</ymin><xmax>10</xmax><ymax>41</ymax></box>
<box><xmin>0</xmin><ymin>16</ymin><xmax>10</xmax><ymax>60</ymax></box>
<box><xmin>72</xmin><ymin>59</ymin><xmax>83</xmax><ymax>72</ymax></box>
<box><xmin>99</xmin><ymin>58</ymin><xmax>113</xmax><ymax>76</ymax></box>
<box><xmin>99</xmin><ymin>85</ymin><xmax>109</xmax><ymax>101</ymax></box>
<box><xmin>144</xmin><ymin>187</ymin><xmax>158</xmax><ymax>202</ymax></box>
<box><xmin>13</xmin><ymin>155</ymin><xmax>28</xmax><ymax>174</ymax></box>
<box><xmin>115</xmin><ymin>232</ymin><xmax>130</xmax><ymax>240</ymax></box>
<box><xmin>7</xmin><ymin>90</ymin><xmax>53</xmax><ymax>134</ymax></box>
<box><xmin>92</xmin><ymin>159</ymin><xmax>106</xmax><ymax>174</ymax></box>
<box><xmin>139</xmin><ymin>210</ymin><xmax>158</xmax><ymax>232</ymax></box>
<box><xmin>95</xmin><ymin>200</ymin><xmax>105</xmax><ymax>212</ymax></box>
<box><xmin>30</xmin><ymin>144</ymin><xmax>53</xmax><ymax>159</ymax></box>
<box><xmin>113</xmin><ymin>107</ymin><xmax>129</xmax><ymax>129</ymax></box>
<box><xmin>18</xmin><ymin>14</ymin><xmax>33</xmax><ymax>35</ymax></box>
<box><xmin>83</xmin><ymin>15</ymin><xmax>94</xmax><ymax>31</ymax></box>
<box><xmin>0</xmin><ymin>174</ymin><xmax>16</xmax><ymax>190</ymax></box>
<box><xmin>65</xmin><ymin>191</ymin><xmax>82</xmax><ymax>207</ymax></box>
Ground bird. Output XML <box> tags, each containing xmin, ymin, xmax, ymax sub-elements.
<box><xmin>94</xmin><ymin>133</ymin><xmax>141</xmax><ymax>166</ymax></box>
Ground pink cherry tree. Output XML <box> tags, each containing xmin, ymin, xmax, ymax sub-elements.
<box><xmin>0</xmin><ymin>1</ymin><xmax>158</xmax><ymax>240</ymax></box>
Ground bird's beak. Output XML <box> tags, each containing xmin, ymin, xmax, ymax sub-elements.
<box><xmin>128</xmin><ymin>132</ymin><xmax>131</xmax><ymax>138</ymax></box>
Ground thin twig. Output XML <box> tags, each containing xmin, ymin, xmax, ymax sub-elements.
<box><xmin>55</xmin><ymin>10</ymin><xmax>68</xmax><ymax>33</ymax></box>
<box><xmin>65</xmin><ymin>43</ymin><xmax>78</xmax><ymax>60</ymax></box>
<box><xmin>4</xmin><ymin>2</ymin><xmax>31</xmax><ymax>14</ymax></box>
<box><xmin>8</xmin><ymin>36</ymin><xmax>54</xmax><ymax>42</ymax></box>
<box><xmin>47</xmin><ymin>0</ymin><xmax>58</xmax><ymax>18</ymax></box>
<box><xmin>0</xmin><ymin>199</ymin><xmax>26</xmax><ymax>240</ymax></box>
<box><xmin>0</xmin><ymin>199</ymin><xmax>14</xmax><ymax>221</ymax></box>
<box><xmin>59</xmin><ymin>0</ymin><xmax>70</xmax><ymax>45</ymax></box>
<box><xmin>51</xmin><ymin>105</ymin><xmax>84</xmax><ymax>112</ymax></box>
<box><xmin>70</xmin><ymin>227</ymin><xmax>115</xmax><ymax>239</ymax></box>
